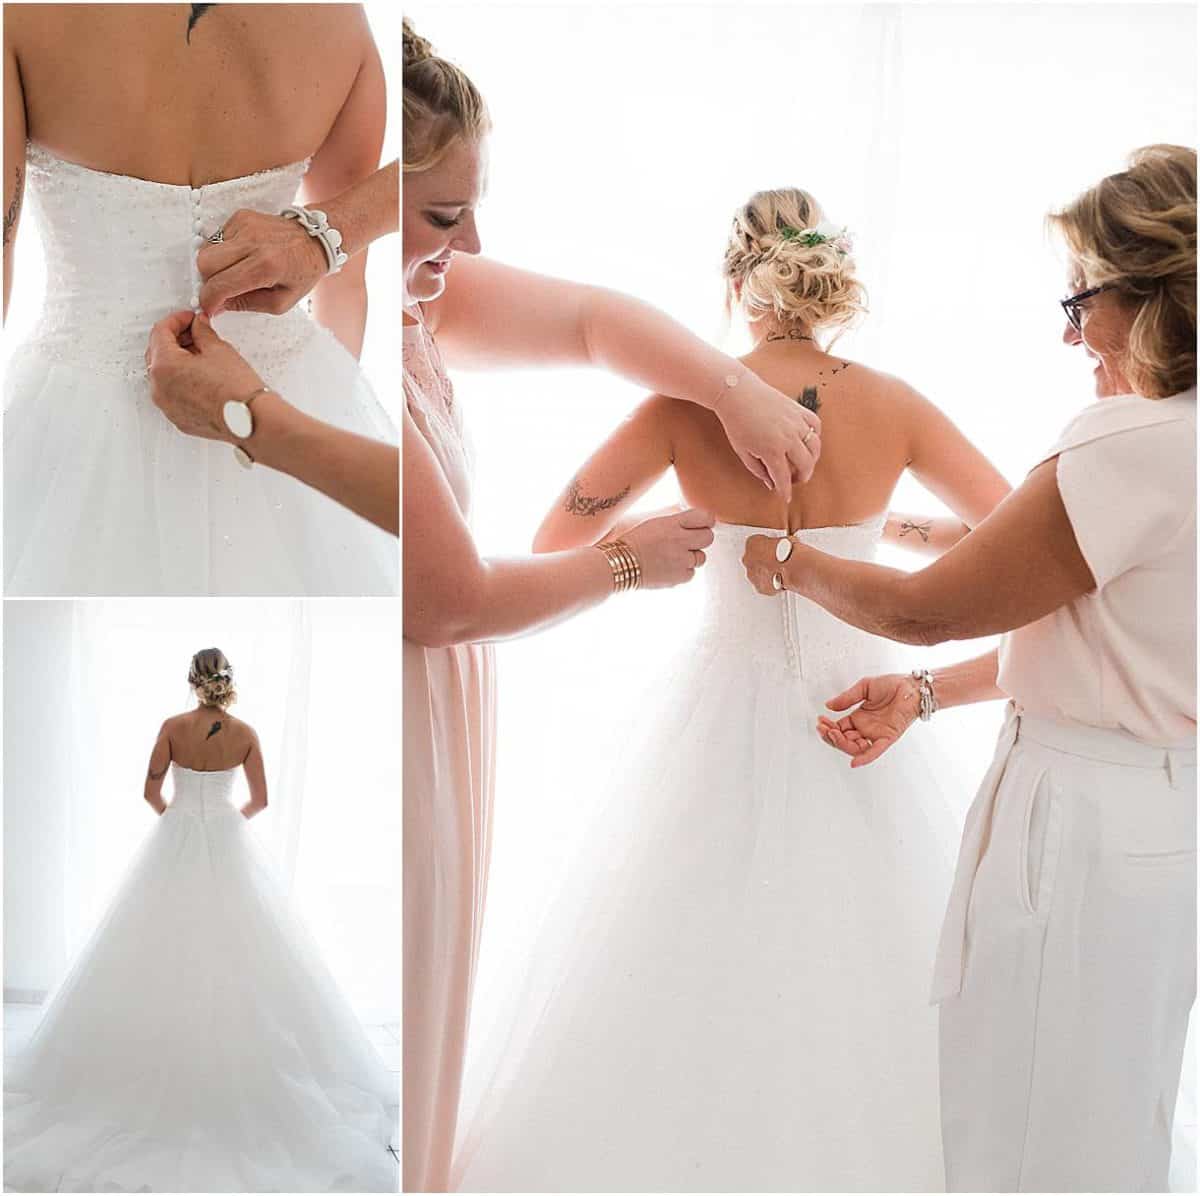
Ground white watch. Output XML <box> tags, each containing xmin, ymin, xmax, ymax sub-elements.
<box><xmin>222</xmin><ymin>386</ymin><xmax>271</xmax><ymax>468</ymax></box>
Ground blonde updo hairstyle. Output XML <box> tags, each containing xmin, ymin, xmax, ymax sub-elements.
<box><xmin>723</xmin><ymin>188</ymin><xmax>867</xmax><ymax>342</ymax></box>
<box><xmin>189</xmin><ymin>648</ymin><xmax>237</xmax><ymax>710</ymax></box>
<box><xmin>403</xmin><ymin>18</ymin><xmax>490</xmax><ymax>175</ymax></box>
<box><xmin>1049</xmin><ymin>145</ymin><xmax>1196</xmax><ymax>399</ymax></box>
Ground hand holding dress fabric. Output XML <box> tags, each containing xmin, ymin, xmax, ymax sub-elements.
<box><xmin>817</xmin><ymin>674</ymin><xmax>922</xmax><ymax>767</ymax></box>
<box><xmin>146</xmin><ymin>310</ymin><xmax>266</xmax><ymax>441</ymax></box>
<box><xmin>624</xmin><ymin>508</ymin><xmax>715</xmax><ymax>587</ymax></box>
<box><xmin>197</xmin><ymin>209</ymin><xmax>328</xmax><ymax>316</ymax></box>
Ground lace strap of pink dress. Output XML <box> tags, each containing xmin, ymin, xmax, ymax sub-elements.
<box><xmin>402</xmin><ymin>318</ymin><xmax>496</xmax><ymax>1193</ymax></box>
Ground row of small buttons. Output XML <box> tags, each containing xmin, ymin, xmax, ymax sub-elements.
<box><xmin>190</xmin><ymin>187</ymin><xmax>205</xmax><ymax>308</ymax></box>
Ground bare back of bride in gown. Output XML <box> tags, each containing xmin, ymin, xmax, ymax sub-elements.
<box><xmin>2</xmin><ymin>3</ymin><xmax>397</xmax><ymax>595</ymax></box>
<box><xmin>452</xmin><ymin>189</ymin><xmax>1013</xmax><ymax>1192</ymax></box>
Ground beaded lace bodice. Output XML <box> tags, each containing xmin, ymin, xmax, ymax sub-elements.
<box><xmin>17</xmin><ymin>143</ymin><xmax>316</xmax><ymax>380</ymax></box>
<box><xmin>699</xmin><ymin>518</ymin><xmax>890</xmax><ymax>684</ymax></box>
<box><xmin>168</xmin><ymin>762</ymin><xmax>239</xmax><ymax>815</ymax></box>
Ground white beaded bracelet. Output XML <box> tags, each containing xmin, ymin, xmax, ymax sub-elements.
<box><xmin>280</xmin><ymin>205</ymin><xmax>349</xmax><ymax>274</ymax></box>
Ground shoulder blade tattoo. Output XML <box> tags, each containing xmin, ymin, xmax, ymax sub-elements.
<box><xmin>563</xmin><ymin>477</ymin><xmax>631</xmax><ymax>518</ymax></box>
<box><xmin>186</xmin><ymin>4</ymin><xmax>217</xmax><ymax>43</ymax></box>
<box><xmin>4</xmin><ymin>165</ymin><xmax>23</xmax><ymax>249</ymax></box>
<box><xmin>205</xmin><ymin>720</ymin><xmax>223</xmax><ymax>740</ymax></box>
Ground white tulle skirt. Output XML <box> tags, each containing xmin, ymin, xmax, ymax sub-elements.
<box><xmin>4</xmin><ymin>792</ymin><xmax>397</xmax><ymax>1193</ymax></box>
<box><xmin>453</xmin><ymin>602</ymin><xmax>967</xmax><ymax>1193</ymax></box>
<box><xmin>3</xmin><ymin>313</ymin><xmax>397</xmax><ymax>597</ymax></box>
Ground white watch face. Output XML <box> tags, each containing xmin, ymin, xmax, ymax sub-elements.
<box><xmin>775</xmin><ymin>537</ymin><xmax>794</xmax><ymax>563</ymax></box>
<box><xmin>223</xmin><ymin>398</ymin><xmax>253</xmax><ymax>439</ymax></box>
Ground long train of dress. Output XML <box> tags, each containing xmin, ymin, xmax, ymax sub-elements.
<box><xmin>4</xmin><ymin>764</ymin><xmax>397</xmax><ymax>1193</ymax></box>
<box><xmin>4</xmin><ymin>143</ymin><xmax>397</xmax><ymax>596</ymax></box>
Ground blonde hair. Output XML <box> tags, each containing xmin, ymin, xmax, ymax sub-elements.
<box><xmin>188</xmin><ymin>648</ymin><xmax>237</xmax><ymax>710</ymax></box>
<box><xmin>1049</xmin><ymin>145</ymin><xmax>1196</xmax><ymax>399</ymax></box>
<box><xmin>723</xmin><ymin>188</ymin><xmax>866</xmax><ymax>340</ymax></box>
<box><xmin>403</xmin><ymin>18</ymin><xmax>490</xmax><ymax>175</ymax></box>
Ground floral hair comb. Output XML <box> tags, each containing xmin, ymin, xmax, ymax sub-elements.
<box><xmin>779</xmin><ymin>219</ymin><xmax>853</xmax><ymax>254</ymax></box>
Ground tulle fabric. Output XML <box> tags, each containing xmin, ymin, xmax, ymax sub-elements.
<box><xmin>4</xmin><ymin>765</ymin><xmax>397</xmax><ymax>1193</ymax></box>
<box><xmin>3</xmin><ymin>144</ymin><xmax>397</xmax><ymax>596</ymax></box>
<box><xmin>453</xmin><ymin>521</ymin><xmax>965</xmax><ymax>1193</ymax></box>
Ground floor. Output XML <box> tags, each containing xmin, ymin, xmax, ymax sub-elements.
<box><xmin>4</xmin><ymin>1002</ymin><xmax>400</xmax><ymax>1184</ymax></box>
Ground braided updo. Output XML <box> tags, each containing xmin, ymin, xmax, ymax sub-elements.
<box><xmin>403</xmin><ymin>17</ymin><xmax>489</xmax><ymax>175</ymax></box>
<box><xmin>188</xmin><ymin>648</ymin><xmax>237</xmax><ymax>710</ymax></box>
<box><xmin>1049</xmin><ymin>145</ymin><xmax>1196</xmax><ymax>399</ymax></box>
<box><xmin>723</xmin><ymin>188</ymin><xmax>867</xmax><ymax>339</ymax></box>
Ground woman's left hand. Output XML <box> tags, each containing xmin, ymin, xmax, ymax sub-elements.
<box><xmin>743</xmin><ymin>532</ymin><xmax>794</xmax><ymax>595</ymax></box>
<box><xmin>145</xmin><ymin>310</ymin><xmax>266</xmax><ymax>440</ymax></box>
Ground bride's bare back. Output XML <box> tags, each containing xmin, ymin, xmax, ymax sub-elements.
<box><xmin>161</xmin><ymin>706</ymin><xmax>257</xmax><ymax>772</ymax></box>
<box><xmin>6</xmin><ymin>3</ymin><xmax>381</xmax><ymax>185</ymax></box>
<box><xmin>535</xmin><ymin>339</ymin><xmax>1010</xmax><ymax>550</ymax></box>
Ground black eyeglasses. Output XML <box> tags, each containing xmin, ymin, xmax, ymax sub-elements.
<box><xmin>1060</xmin><ymin>284</ymin><xmax>1110</xmax><ymax>332</ymax></box>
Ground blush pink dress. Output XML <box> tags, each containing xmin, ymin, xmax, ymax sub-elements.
<box><xmin>402</xmin><ymin>319</ymin><xmax>495</xmax><ymax>1193</ymax></box>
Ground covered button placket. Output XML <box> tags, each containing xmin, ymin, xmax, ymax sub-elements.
<box><xmin>190</xmin><ymin>186</ymin><xmax>204</xmax><ymax>310</ymax></box>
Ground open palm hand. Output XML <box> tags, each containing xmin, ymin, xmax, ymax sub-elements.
<box><xmin>817</xmin><ymin>673</ymin><xmax>921</xmax><ymax>768</ymax></box>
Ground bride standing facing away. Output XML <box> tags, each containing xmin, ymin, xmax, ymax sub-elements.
<box><xmin>4</xmin><ymin>649</ymin><xmax>397</xmax><ymax>1193</ymax></box>
<box><xmin>452</xmin><ymin>189</ymin><xmax>1012</xmax><ymax>1192</ymax></box>
<box><xmin>2</xmin><ymin>3</ymin><xmax>396</xmax><ymax>596</ymax></box>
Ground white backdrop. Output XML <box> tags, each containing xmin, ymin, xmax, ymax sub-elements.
<box><xmin>1</xmin><ymin>0</ymin><xmax>403</xmax><ymax>423</ymax></box>
<box><xmin>404</xmin><ymin>0</ymin><xmax>1196</xmax><ymax>1180</ymax></box>
<box><xmin>3</xmin><ymin>599</ymin><xmax>402</xmax><ymax>1023</ymax></box>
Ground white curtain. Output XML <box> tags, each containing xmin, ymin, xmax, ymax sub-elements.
<box><xmin>3</xmin><ymin>599</ymin><xmax>401</xmax><ymax>1023</ymax></box>
<box><xmin>405</xmin><ymin>1</ymin><xmax>1196</xmax><ymax>1183</ymax></box>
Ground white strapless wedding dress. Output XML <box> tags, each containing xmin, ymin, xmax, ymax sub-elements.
<box><xmin>3</xmin><ymin>144</ymin><xmax>397</xmax><ymax>596</ymax></box>
<box><xmin>4</xmin><ymin>763</ymin><xmax>397</xmax><ymax>1193</ymax></box>
<box><xmin>453</xmin><ymin>519</ymin><xmax>966</xmax><ymax>1192</ymax></box>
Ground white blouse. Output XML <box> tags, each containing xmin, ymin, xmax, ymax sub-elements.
<box><xmin>998</xmin><ymin>389</ymin><xmax>1197</xmax><ymax>747</ymax></box>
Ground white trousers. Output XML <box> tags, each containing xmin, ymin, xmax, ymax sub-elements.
<box><xmin>934</xmin><ymin>706</ymin><xmax>1196</xmax><ymax>1192</ymax></box>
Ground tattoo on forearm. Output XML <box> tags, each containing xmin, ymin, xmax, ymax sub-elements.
<box><xmin>186</xmin><ymin>3</ymin><xmax>217</xmax><ymax>42</ymax></box>
<box><xmin>206</xmin><ymin>720</ymin><xmax>223</xmax><ymax>740</ymax></box>
<box><xmin>4</xmin><ymin>166</ymin><xmax>23</xmax><ymax>249</ymax></box>
<box><xmin>899</xmin><ymin>520</ymin><xmax>932</xmax><ymax>543</ymax></box>
<box><xmin>147</xmin><ymin>763</ymin><xmax>169</xmax><ymax>781</ymax></box>
<box><xmin>563</xmin><ymin>477</ymin><xmax>630</xmax><ymax>517</ymax></box>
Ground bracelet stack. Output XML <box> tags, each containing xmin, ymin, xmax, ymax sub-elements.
<box><xmin>280</xmin><ymin>205</ymin><xmax>349</xmax><ymax>274</ymax></box>
<box><xmin>596</xmin><ymin>540</ymin><xmax>642</xmax><ymax>593</ymax></box>
<box><xmin>911</xmin><ymin>668</ymin><xmax>938</xmax><ymax>721</ymax></box>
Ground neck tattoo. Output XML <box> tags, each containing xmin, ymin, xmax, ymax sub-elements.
<box><xmin>765</xmin><ymin>328</ymin><xmax>814</xmax><ymax>344</ymax></box>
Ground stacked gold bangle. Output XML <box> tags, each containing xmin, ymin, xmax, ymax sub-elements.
<box><xmin>596</xmin><ymin>539</ymin><xmax>642</xmax><ymax>592</ymax></box>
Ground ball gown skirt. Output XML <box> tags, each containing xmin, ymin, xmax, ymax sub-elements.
<box><xmin>453</xmin><ymin>520</ymin><xmax>966</xmax><ymax>1192</ymax></box>
<box><xmin>4</xmin><ymin>764</ymin><xmax>397</xmax><ymax>1192</ymax></box>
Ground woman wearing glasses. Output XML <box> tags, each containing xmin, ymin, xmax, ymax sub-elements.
<box><xmin>744</xmin><ymin>144</ymin><xmax>1196</xmax><ymax>1190</ymax></box>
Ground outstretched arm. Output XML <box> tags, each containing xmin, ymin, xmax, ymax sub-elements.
<box><xmin>3</xmin><ymin>33</ymin><xmax>27</xmax><ymax>321</ymax></box>
<box><xmin>144</xmin><ymin>724</ymin><xmax>172</xmax><ymax>815</ymax></box>
<box><xmin>533</xmin><ymin>397</ymin><xmax>676</xmax><ymax>552</ymax></box>
<box><xmin>882</xmin><ymin>387</ymin><xmax>1012</xmax><ymax>559</ymax></box>
<box><xmin>240</xmin><ymin>730</ymin><xmax>268</xmax><ymax>819</ymax></box>
<box><xmin>426</xmin><ymin>255</ymin><xmax>820</xmax><ymax>503</ymax></box>
<box><xmin>405</xmin><ymin>405</ymin><xmax>713</xmax><ymax>647</ymax></box>
<box><xmin>746</xmin><ymin>457</ymin><xmax>1095</xmax><ymax>644</ymax></box>
<box><xmin>817</xmin><ymin>650</ymin><xmax>1004</xmax><ymax>767</ymax></box>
